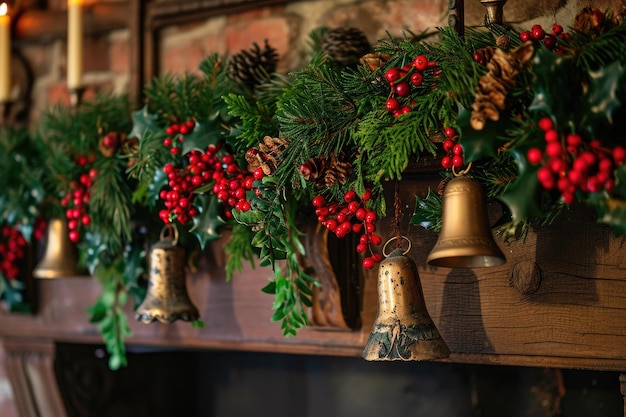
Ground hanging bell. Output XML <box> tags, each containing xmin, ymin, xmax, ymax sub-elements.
<box><xmin>33</xmin><ymin>218</ymin><xmax>85</xmax><ymax>279</ymax></box>
<box><xmin>427</xmin><ymin>176</ymin><xmax>506</xmax><ymax>268</ymax></box>
<box><xmin>135</xmin><ymin>226</ymin><xmax>199</xmax><ymax>324</ymax></box>
<box><xmin>363</xmin><ymin>247</ymin><xmax>450</xmax><ymax>361</ymax></box>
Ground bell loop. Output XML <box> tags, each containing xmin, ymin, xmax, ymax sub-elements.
<box><xmin>382</xmin><ymin>235</ymin><xmax>412</xmax><ymax>257</ymax></box>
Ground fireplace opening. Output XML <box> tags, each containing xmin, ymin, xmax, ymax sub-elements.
<box><xmin>52</xmin><ymin>343</ymin><xmax>622</xmax><ymax>417</ymax></box>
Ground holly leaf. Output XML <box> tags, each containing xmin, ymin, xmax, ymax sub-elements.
<box><xmin>181</xmin><ymin>119</ymin><xmax>224</xmax><ymax>155</ymax></box>
<box><xmin>456</xmin><ymin>104</ymin><xmax>500</xmax><ymax>163</ymax></box>
<box><xmin>581</xmin><ymin>61</ymin><xmax>624</xmax><ymax>132</ymax></box>
<box><xmin>129</xmin><ymin>106</ymin><xmax>161</xmax><ymax>140</ymax></box>
<box><xmin>190</xmin><ymin>194</ymin><xmax>226</xmax><ymax>249</ymax></box>
<box><xmin>614</xmin><ymin>164</ymin><xmax>626</xmax><ymax>195</ymax></box>
<box><xmin>496</xmin><ymin>149</ymin><xmax>543</xmax><ymax>224</ymax></box>
<box><xmin>586</xmin><ymin>192</ymin><xmax>626</xmax><ymax>236</ymax></box>
<box><xmin>409</xmin><ymin>188</ymin><xmax>442</xmax><ymax>230</ymax></box>
<box><xmin>528</xmin><ymin>50</ymin><xmax>567</xmax><ymax>118</ymax></box>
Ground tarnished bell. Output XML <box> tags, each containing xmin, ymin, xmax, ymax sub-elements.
<box><xmin>135</xmin><ymin>233</ymin><xmax>199</xmax><ymax>324</ymax></box>
<box><xmin>427</xmin><ymin>176</ymin><xmax>506</xmax><ymax>268</ymax></box>
<box><xmin>33</xmin><ymin>218</ymin><xmax>84</xmax><ymax>279</ymax></box>
<box><xmin>363</xmin><ymin>248</ymin><xmax>450</xmax><ymax>361</ymax></box>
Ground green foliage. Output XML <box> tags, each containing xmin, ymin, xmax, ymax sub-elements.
<box><xmin>88</xmin><ymin>259</ymin><xmax>133</xmax><ymax>370</ymax></box>
<box><xmin>0</xmin><ymin>128</ymin><xmax>45</xmax><ymax>239</ymax></box>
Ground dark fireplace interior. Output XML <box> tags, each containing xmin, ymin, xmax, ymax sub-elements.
<box><xmin>53</xmin><ymin>343</ymin><xmax>622</xmax><ymax>417</ymax></box>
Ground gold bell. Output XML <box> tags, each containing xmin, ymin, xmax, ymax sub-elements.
<box><xmin>363</xmin><ymin>246</ymin><xmax>450</xmax><ymax>361</ymax></box>
<box><xmin>33</xmin><ymin>218</ymin><xmax>84</xmax><ymax>279</ymax></box>
<box><xmin>135</xmin><ymin>226</ymin><xmax>199</xmax><ymax>324</ymax></box>
<box><xmin>427</xmin><ymin>176</ymin><xmax>506</xmax><ymax>268</ymax></box>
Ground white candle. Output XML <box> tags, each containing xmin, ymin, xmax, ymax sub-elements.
<box><xmin>67</xmin><ymin>0</ymin><xmax>83</xmax><ymax>89</ymax></box>
<box><xmin>0</xmin><ymin>3</ymin><xmax>11</xmax><ymax>101</ymax></box>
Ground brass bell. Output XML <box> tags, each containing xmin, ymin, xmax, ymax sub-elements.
<box><xmin>33</xmin><ymin>218</ymin><xmax>84</xmax><ymax>279</ymax></box>
<box><xmin>363</xmin><ymin>247</ymin><xmax>450</xmax><ymax>361</ymax></box>
<box><xmin>135</xmin><ymin>226</ymin><xmax>199</xmax><ymax>324</ymax></box>
<box><xmin>427</xmin><ymin>176</ymin><xmax>505</xmax><ymax>268</ymax></box>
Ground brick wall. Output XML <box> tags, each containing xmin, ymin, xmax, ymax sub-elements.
<box><xmin>20</xmin><ymin>0</ymin><xmax>621</xmax><ymax>118</ymax></box>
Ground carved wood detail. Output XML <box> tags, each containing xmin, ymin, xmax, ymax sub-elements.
<box><xmin>2</xmin><ymin>339</ymin><xmax>67</xmax><ymax>417</ymax></box>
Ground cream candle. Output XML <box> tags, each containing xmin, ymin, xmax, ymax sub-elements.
<box><xmin>67</xmin><ymin>0</ymin><xmax>83</xmax><ymax>89</ymax></box>
<box><xmin>0</xmin><ymin>3</ymin><xmax>11</xmax><ymax>101</ymax></box>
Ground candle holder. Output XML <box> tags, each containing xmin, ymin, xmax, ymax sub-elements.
<box><xmin>68</xmin><ymin>86</ymin><xmax>85</xmax><ymax>109</ymax></box>
<box><xmin>479</xmin><ymin>0</ymin><xmax>507</xmax><ymax>24</ymax></box>
<box><xmin>0</xmin><ymin>51</ymin><xmax>33</xmax><ymax>128</ymax></box>
<box><xmin>0</xmin><ymin>99</ymin><xmax>12</xmax><ymax>125</ymax></box>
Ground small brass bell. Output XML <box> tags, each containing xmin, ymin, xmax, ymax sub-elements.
<box><xmin>135</xmin><ymin>226</ymin><xmax>199</xmax><ymax>324</ymax></box>
<box><xmin>427</xmin><ymin>176</ymin><xmax>506</xmax><ymax>268</ymax></box>
<box><xmin>33</xmin><ymin>218</ymin><xmax>84</xmax><ymax>279</ymax></box>
<box><xmin>363</xmin><ymin>246</ymin><xmax>450</xmax><ymax>361</ymax></box>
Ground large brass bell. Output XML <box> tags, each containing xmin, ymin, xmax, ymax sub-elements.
<box><xmin>135</xmin><ymin>225</ymin><xmax>199</xmax><ymax>324</ymax></box>
<box><xmin>363</xmin><ymin>244</ymin><xmax>450</xmax><ymax>361</ymax></box>
<box><xmin>427</xmin><ymin>176</ymin><xmax>506</xmax><ymax>268</ymax></box>
<box><xmin>33</xmin><ymin>218</ymin><xmax>84</xmax><ymax>279</ymax></box>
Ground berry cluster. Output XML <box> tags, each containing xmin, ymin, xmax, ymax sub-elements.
<box><xmin>519</xmin><ymin>23</ymin><xmax>569</xmax><ymax>53</ymax></box>
<box><xmin>162</xmin><ymin>119</ymin><xmax>197</xmax><ymax>155</ymax></box>
<box><xmin>384</xmin><ymin>54</ymin><xmax>438</xmax><ymax>117</ymax></box>
<box><xmin>440</xmin><ymin>126</ymin><xmax>465</xmax><ymax>170</ymax></box>
<box><xmin>312</xmin><ymin>189</ymin><xmax>383</xmax><ymax>269</ymax></box>
<box><xmin>61</xmin><ymin>161</ymin><xmax>97</xmax><ymax>243</ymax></box>
<box><xmin>159</xmin><ymin>141</ymin><xmax>255</xmax><ymax>225</ymax></box>
<box><xmin>527</xmin><ymin>117</ymin><xmax>626</xmax><ymax>204</ymax></box>
<box><xmin>0</xmin><ymin>225</ymin><xmax>28</xmax><ymax>279</ymax></box>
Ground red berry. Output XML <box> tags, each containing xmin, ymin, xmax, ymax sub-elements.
<box><xmin>452</xmin><ymin>143</ymin><xmax>463</xmax><ymax>156</ymax></box>
<box><xmin>566</xmin><ymin>133</ymin><xmax>583</xmax><ymax>147</ymax></box>
<box><xmin>361</xmin><ymin>189</ymin><xmax>372</xmax><ymax>201</ymax></box>
<box><xmin>544</xmin><ymin>129</ymin><xmax>559</xmax><ymax>143</ymax></box>
<box><xmin>441</xmin><ymin>155</ymin><xmax>453</xmax><ymax>169</ymax></box>
<box><xmin>81</xmin><ymin>214</ymin><xmax>91</xmax><ymax>226</ymax></box>
<box><xmin>531</xmin><ymin>26</ymin><xmax>546</xmax><ymax>40</ymax></box>
<box><xmin>166</xmin><ymin>125</ymin><xmax>179</xmax><ymax>136</ymax></box>
<box><xmin>312</xmin><ymin>195</ymin><xmax>326</xmax><ymax>208</ymax></box>
<box><xmin>362</xmin><ymin>257</ymin><xmax>375</xmax><ymax>270</ymax></box>
<box><xmin>472</xmin><ymin>50</ymin><xmax>484</xmax><ymax>63</ymax></box>
<box><xmin>179</xmin><ymin>124</ymin><xmax>190</xmax><ymax>135</ymax></box>
<box><xmin>452</xmin><ymin>155</ymin><xmax>464</xmax><ymax>168</ymax></box>
<box><xmin>253</xmin><ymin>167</ymin><xmax>265</xmax><ymax>180</ymax></box>
<box><xmin>519</xmin><ymin>31</ymin><xmax>531</xmax><ymax>42</ymax></box>
<box><xmin>545</xmin><ymin>142</ymin><xmax>563</xmax><ymax>158</ymax></box>
<box><xmin>384</xmin><ymin>68</ymin><xmax>401</xmax><ymax>84</ymax></box>
<box><xmin>552</xmin><ymin>24</ymin><xmax>563</xmax><ymax>35</ymax></box>
<box><xmin>365</xmin><ymin>211</ymin><xmax>377</xmax><ymax>223</ymax></box>
<box><xmin>386</xmin><ymin>97</ymin><xmax>400</xmax><ymax>112</ymax></box>
<box><xmin>68</xmin><ymin>230</ymin><xmax>80</xmax><ymax>243</ymax></box>
<box><xmin>356</xmin><ymin>243</ymin><xmax>367</xmax><ymax>253</ymax></box>
<box><xmin>443</xmin><ymin>139</ymin><xmax>455</xmax><ymax>153</ymax></box>
<box><xmin>613</xmin><ymin>146</ymin><xmax>626</xmax><ymax>165</ymax></box>
<box><xmin>537</xmin><ymin>167</ymin><xmax>555</xmax><ymax>189</ymax></box>
<box><xmin>394</xmin><ymin>81</ymin><xmax>411</xmax><ymax>97</ymax></box>
<box><xmin>527</xmin><ymin>147</ymin><xmax>543</xmax><ymax>164</ymax></box>
<box><xmin>538</xmin><ymin>117</ymin><xmax>554</xmax><ymax>132</ymax></box>
<box><xmin>413</xmin><ymin>55</ymin><xmax>428</xmax><ymax>71</ymax></box>
<box><xmin>444</xmin><ymin>127</ymin><xmax>457</xmax><ymax>139</ymax></box>
<box><xmin>370</xmin><ymin>234</ymin><xmax>382</xmax><ymax>245</ymax></box>
<box><xmin>410</xmin><ymin>72</ymin><xmax>424</xmax><ymax>86</ymax></box>
<box><xmin>543</xmin><ymin>34</ymin><xmax>557</xmax><ymax>49</ymax></box>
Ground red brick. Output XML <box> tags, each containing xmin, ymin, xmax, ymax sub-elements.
<box><xmin>109</xmin><ymin>35</ymin><xmax>130</xmax><ymax>74</ymax></box>
<box><xmin>161</xmin><ymin>39</ymin><xmax>207</xmax><ymax>74</ymax></box>
<box><xmin>224</xmin><ymin>16</ymin><xmax>290</xmax><ymax>58</ymax></box>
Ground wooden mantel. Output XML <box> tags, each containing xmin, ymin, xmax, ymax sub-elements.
<box><xmin>2</xmin><ymin>173</ymin><xmax>626</xmax><ymax>416</ymax></box>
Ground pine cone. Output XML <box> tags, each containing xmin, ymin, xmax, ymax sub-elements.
<box><xmin>228</xmin><ymin>39</ymin><xmax>279</xmax><ymax>89</ymax></box>
<box><xmin>359</xmin><ymin>52</ymin><xmax>391</xmax><ymax>71</ymax></box>
<box><xmin>470</xmin><ymin>42</ymin><xmax>534</xmax><ymax>130</ymax></box>
<box><xmin>496</xmin><ymin>34</ymin><xmax>511</xmax><ymax>49</ymax></box>
<box><xmin>322</xmin><ymin>154</ymin><xmax>352</xmax><ymax>187</ymax></box>
<box><xmin>322</xmin><ymin>27</ymin><xmax>372</xmax><ymax>67</ymax></box>
<box><xmin>246</xmin><ymin>135</ymin><xmax>289</xmax><ymax>175</ymax></box>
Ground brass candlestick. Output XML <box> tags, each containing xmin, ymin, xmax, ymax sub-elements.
<box><xmin>480</xmin><ymin>0</ymin><xmax>507</xmax><ymax>24</ymax></box>
<box><xmin>68</xmin><ymin>86</ymin><xmax>86</xmax><ymax>108</ymax></box>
